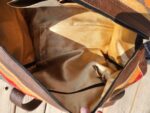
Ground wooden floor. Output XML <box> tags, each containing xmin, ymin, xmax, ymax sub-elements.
<box><xmin>0</xmin><ymin>62</ymin><xmax>150</xmax><ymax>113</ymax></box>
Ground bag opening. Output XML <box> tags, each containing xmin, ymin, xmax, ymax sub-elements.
<box><xmin>0</xmin><ymin>1</ymin><xmax>146</xmax><ymax>113</ymax></box>
<box><xmin>25</xmin><ymin>3</ymin><xmax>137</xmax><ymax>113</ymax></box>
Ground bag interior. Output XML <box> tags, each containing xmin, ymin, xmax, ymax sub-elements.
<box><xmin>0</xmin><ymin>1</ymin><xmax>138</xmax><ymax>113</ymax></box>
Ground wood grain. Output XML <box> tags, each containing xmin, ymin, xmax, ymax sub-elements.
<box><xmin>129</xmin><ymin>61</ymin><xmax>150</xmax><ymax>113</ymax></box>
<box><xmin>103</xmin><ymin>80</ymin><xmax>141</xmax><ymax>113</ymax></box>
<box><xmin>0</xmin><ymin>80</ymin><xmax>15</xmax><ymax>113</ymax></box>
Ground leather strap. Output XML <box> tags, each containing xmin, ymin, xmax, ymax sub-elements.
<box><xmin>10</xmin><ymin>88</ymin><xmax>42</xmax><ymax>111</ymax></box>
<box><xmin>144</xmin><ymin>41</ymin><xmax>150</xmax><ymax>60</ymax></box>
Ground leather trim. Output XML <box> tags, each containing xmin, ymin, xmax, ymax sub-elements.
<box><xmin>73</xmin><ymin>0</ymin><xmax>150</xmax><ymax>38</ymax></box>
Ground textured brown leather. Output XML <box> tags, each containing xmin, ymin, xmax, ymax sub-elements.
<box><xmin>10</xmin><ymin>88</ymin><xmax>42</xmax><ymax>111</ymax></box>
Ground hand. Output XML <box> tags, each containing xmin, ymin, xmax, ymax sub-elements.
<box><xmin>80</xmin><ymin>107</ymin><xmax>102</xmax><ymax>113</ymax></box>
<box><xmin>80</xmin><ymin>107</ymin><xmax>90</xmax><ymax>113</ymax></box>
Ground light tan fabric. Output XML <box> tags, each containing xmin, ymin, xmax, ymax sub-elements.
<box><xmin>24</xmin><ymin>3</ymin><xmax>137</xmax><ymax>113</ymax></box>
<box><xmin>0</xmin><ymin>0</ymin><xmax>34</xmax><ymax>64</ymax></box>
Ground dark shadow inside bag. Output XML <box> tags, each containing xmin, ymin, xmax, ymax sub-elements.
<box><xmin>0</xmin><ymin>1</ymin><xmax>148</xmax><ymax>113</ymax></box>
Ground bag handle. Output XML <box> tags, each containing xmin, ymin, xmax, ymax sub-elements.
<box><xmin>0</xmin><ymin>47</ymin><xmax>68</xmax><ymax>112</ymax></box>
<box><xmin>10</xmin><ymin>88</ymin><xmax>42</xmax><ymax>111</ymax></box>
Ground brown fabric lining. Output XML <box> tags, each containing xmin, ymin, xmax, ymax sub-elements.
<box><xmin>22</xmin><ymin>3</ymin><xmax>137</xmax><ymax>113</ymax></box>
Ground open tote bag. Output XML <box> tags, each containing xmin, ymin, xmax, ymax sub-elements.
<box><xmin>1</xmin><ymin>0</ymin><xmax>150</xmax><ymax>113</ymax></box>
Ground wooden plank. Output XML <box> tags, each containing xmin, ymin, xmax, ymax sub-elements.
<box><xmin>103</xmin><ymin>62</ymin><xmax>150</xmax><ymax>113</ymax></box>
<box><xmin>0</xmin><ymin>79</ymin><xmax>15</xmax><ymax>113</ymax></box>
<box><xmin>128</xmin><ymin>62</ymin><xmax>150</xmax><ymax>113</ymax></box>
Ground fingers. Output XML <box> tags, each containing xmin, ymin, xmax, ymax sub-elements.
<box><xmin>80</xmin><ymin>107</ymin><xmax>90</xmax><ymax>113</ymax></box>
<box><xmin>80</xmin><ymin>107</ymin><xmax>103</xmax><ymax>113</ymax></box>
